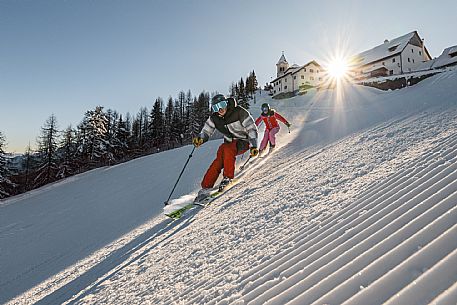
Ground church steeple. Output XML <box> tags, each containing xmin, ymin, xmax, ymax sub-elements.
<box><xmin>276</xmin><ymin>51</ymin><xmax>289</xmax><ymax>77</ymax></box>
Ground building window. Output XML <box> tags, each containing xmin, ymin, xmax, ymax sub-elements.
<box><xmin>382</xmin><ymin>62</ymin><xmax>385</xmax><ymax>66</ymax></box>
<box><xmin>398</xmin><ymin>63</ymin><xmax>400</xmax><ymax>67</ymax></box>
<box><xmin>310</xmin><ymin>76</ymin><xmax>314</xmax><ymax>80</ymax></box>
<box><xmin>301</xmin><ymin>75</ymin><xmax>304</xmax><ymax>79</ymax></box>
<box><xmin>304</xmin><ymin>68</ymin><xmax>306</xmax><ymax>72</ymax></box>
<box><xmin>411</xmin><ymin>49</ymin><xmax>414</xmax><ymax>53</ymax></box>
<box><xmin>390</xmin><ymin>70</ymin><xmax>394</xmax><ymax>75</ymax></box>
<box><xmin>294</xmin><ymin>76</ymin><xmax>296</xmax><ymax>80</ymax></box>
<box><xmin>285</xmin><ymin>78</ymin><xmax>287</xmax><ymax>82</ymax></box>
<box><xmin>319</xmin><ymin>77</ymin><xmax>322</xmax><ymax>81</ymax></box>
<box><xmin>419</xmin><ymin>51</ymin><xmax>422</xmax><ymax>56</ymax></box>
<box><xmin>408</xmin><ymin>58</ymin><xmax>411</xmax><ymax>62</ymax></box>
<box><xmin>412</xmin><ymin>59</ymin><xmax>415</xmax><ymax>63</ymax></box>
<box><xmin>310</xmin><ymin>69</ymin><xmax>314</xmax><ymax>73</ymax></box>
<box><xmin>392</xmin><ymin>58</ymin><xmax>396</xmax><ymax>63</ymax></box>
<box><xmin>284</xmin><ymin>85</ymin><xmax>287</xmax><ymax>89</ymax></box>
<box><xmin>317</xmin><ymin>70</ymin><xmax>320</xmax><ymax>73</ymax></box>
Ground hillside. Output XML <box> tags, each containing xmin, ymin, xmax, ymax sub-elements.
<box><xmin>1</xmin><ymin>70</ymin><xmax>457</xmax><ymax>305</ymax></box>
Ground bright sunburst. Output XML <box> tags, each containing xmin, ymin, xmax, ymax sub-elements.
<box><xmin>326</xmin><ymin>56</ymin><xmax>350</xmax><ymax>80</ymax></box>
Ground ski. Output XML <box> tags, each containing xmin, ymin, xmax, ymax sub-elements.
<box><xmin>165</xmin><ymin>178</ymin><xmax>240</xmax><ymax>220</ymax></box>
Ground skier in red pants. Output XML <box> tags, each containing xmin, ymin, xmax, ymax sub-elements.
<box><xmin>255</xmin><ymin>103</ymin><xmax>290</xmax><ymax>155</ymax></box>
<box><xmin>192</xmin><ymin>94</ymin><xmax>259</xmax><ymax>201</ymax></box>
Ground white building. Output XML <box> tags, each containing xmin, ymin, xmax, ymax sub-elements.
<box><xmin>416</xmin><ymin>45</ymin><xmax>457</xmax><ymax>71</ymax></box>
<box><xmin>351</xmin><ymin>31</ymin><xmax>432</xmax><ymax>79</ymax></box>
<box><xmin>271</xmin><ymin>53</ymin><xmax>324</xmax><ymax>97</ymax></box>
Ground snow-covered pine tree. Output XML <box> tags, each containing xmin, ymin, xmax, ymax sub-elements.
<box><xmin>79</xmin><ymin>106</ymin><xmax>109</xmax><ymax>166</ymax></box>
<box><xmin>34</xmin><ymin>114</ymin><xmax>60</xmax><ymax>188</ymax></box>
<box><xmin>0</xmin><ymin>131</ymin><xmax>14</xmax><ymax>199</ymax></box>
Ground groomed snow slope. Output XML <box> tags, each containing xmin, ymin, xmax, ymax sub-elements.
<box><xmin>2</xmin><ymin>70</ymin><xmax>457</xmax><ymax>305</ymax></box>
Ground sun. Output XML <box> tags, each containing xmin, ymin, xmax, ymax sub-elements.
<box><xmin>326</xmin><ymin>56</ymin><xmax>350</xmax><ymax>80</ymax></box>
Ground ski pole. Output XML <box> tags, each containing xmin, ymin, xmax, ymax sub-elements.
<box><xmin>164</xmin><ymin>146</ymin><xmax>196</xmax><ymax>205</ymax></box>
<box><xmin>240</xmin><ymin>154</ymin><xmax>252</xmax><ymax>171</ymax></box>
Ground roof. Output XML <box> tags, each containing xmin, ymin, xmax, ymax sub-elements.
<box><xmin>277</xmin><ymin>53</ymin><xmax>288</xmax><ymax>65</ymax></box>
<box><xmin>352</xmin><ymin>31</ymin><xmax>430</xmax><ymax>67</ymax></box>
<box><xmin>431</xmin><ymin>45</ymin><xmax>457</xmax><ymax>69</ymax></box>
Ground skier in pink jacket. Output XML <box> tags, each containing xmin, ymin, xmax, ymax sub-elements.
<box><xmin>255</xmin><ymin>103</ymin><xmax>290</xmax><ymax>154</ymax></box>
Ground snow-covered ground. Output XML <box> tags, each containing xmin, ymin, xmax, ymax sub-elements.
<box><xmin>1</xmin><ymin>70</ymin><xmax>457</xmax><ymax>305</ymax></box>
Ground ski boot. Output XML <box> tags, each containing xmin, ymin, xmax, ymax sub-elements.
<box><xmin>218</xmin><ymin>177</ymin><xmax>231</xmax><ymax>192</ymax></box>
<box><xmin>194</xmin><ymin>188</ymin><xmax>212</xmax><ymax>203</ymax></box>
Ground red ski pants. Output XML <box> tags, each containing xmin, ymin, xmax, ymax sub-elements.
<box><xmin>201</xmin><ymin>140</ymin><xmax>247</xmax><ymax>188</ymax></box>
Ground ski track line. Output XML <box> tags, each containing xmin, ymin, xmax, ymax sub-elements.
<box><xmin>430</xmin><ymin>280</ymin><xmax>457</xmax><ymax>305</ymax></box>
<box><xmin>241</xmin><ymin>154</ymin><xmax>457</xmax><ymax>304</ymax></box>
<box><xmin>336</xmin><ymin>223</ymin><xmax>457</xmax><ymax>305</ymax></box>
<box><xmin>290</xmin><ymin>187</ymin><xmax>457</xmax><ymax>305</ymax></box>
<box><xmin>247</xmin><ymin>166</ymin><xmax>457</xmax><ymax>305</ymax></box>
<box><xmin>383</xmin><ymin>247</ymin><xmax>457</xmax><ymax>305</ymax></box>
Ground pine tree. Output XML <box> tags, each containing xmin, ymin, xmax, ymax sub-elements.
<box><xmin>21</xmin><ymin>144</ymin><xmax>37</xmax><ymax>192</ymax></box>
<box><xmin>58</xmin><ymin>125</ymin><xmax>77</xmax><ymax>178</ymax></box>
<box><xmin>164</xmin><ymin>97</ymin><xmax>174</xmax><ymax>149</ymax></box>
<box><xmin>0</xmin><ymin>131</ymin><xmax>14</xmax><ymax>199</ymax></box>
<box><xmin>190</xmin><ymin>92</ymin><xmax>210</xmax><ymax>136</ymax></box>
<box><xmin>34</xmin><ymin>114</ymin><xmax>60</xmax><ymax>187</ymax></box>
<box><xmin>114</xmin><ymin>115</ymin><xmax>130</xmax><ymax>159</ymax></box>
<box><xmin>251</xmin><ymin>70</ymin><xmax>258</xmax><ymax>92</ymax></box>
<box><xmin>79</xmin><ymin>106</ymin><xmax>109</xmax><ymax>165</ymax></box>
<box><xmin>149</xmin><ymin>97</ymin><xmax>164</xmax><ymax>150</ymax></box>
<box><xmin>237</xmin><ymin>78</ymin><xmax>249</xmax><ymax>109</ymax></box>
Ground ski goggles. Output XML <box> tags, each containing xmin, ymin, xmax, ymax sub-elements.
<box><xmin>262</xmin><ymin>107</ymin><xmax>269</xmax><ymax>113</ymax></box>
<box><xmin>211</xmin><ymin>100</ymin><xmax>228</xmax><ymax>112</ymax></box>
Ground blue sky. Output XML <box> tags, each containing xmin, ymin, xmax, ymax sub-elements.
<box><xmin>1</xmin><ymin>0</ymin><xmax>456</xmax><ymax>152</ymax></box>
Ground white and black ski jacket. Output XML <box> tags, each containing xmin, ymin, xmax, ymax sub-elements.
<box><xmin>199</xmin><ymin>98</ymin><xmax>258</xmax><ymax>150</ymax></box>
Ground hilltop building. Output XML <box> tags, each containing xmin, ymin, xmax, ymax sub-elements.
<box><xmin>351</xmin><ymin>31</ymin><xmax>432</xmax><ymax>80</ymax></box>
<box><xmin>270</xmin><ymin>52</ymin><xmax>325</xmax><ymax>97</ymax></box>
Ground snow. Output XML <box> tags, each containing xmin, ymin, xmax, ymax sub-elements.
<box><xmin>1</xmin><ymin>70</ymin><xmax>457</xmax><ymax>305</ymax></box>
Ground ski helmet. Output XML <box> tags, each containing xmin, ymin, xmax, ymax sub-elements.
<box><xmin>261</xmin><ymin>103</ymin><xmax>270</xmax><ymax>113</ymax></box>
<box><xmin>211</xmin><ymin>94</ymin><xmax>228</xmax><ymax>112</ymax></box>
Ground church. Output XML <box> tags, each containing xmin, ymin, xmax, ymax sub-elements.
<box><xmin>270</xmin><ymin>53</ymin><xmax>325</xmax><ymax>97</ymax></box>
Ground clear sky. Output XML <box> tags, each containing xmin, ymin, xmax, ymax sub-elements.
<box><xmin>1</xmin><ymin>0</ymin><xmax>456</xmax><ymax>153</ymax></box>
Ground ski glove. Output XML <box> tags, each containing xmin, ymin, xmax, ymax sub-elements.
<box><xmin>250</xmin><ymin>147</ymin><xmax>259</xmax><ymax>157</ymax></box>
<box><xmin>192</xmin><ymin>137</ymin><xmax>204</xmax><ymax>148</ymax></box>
<box><xmin>286</xmin><ymin>122</ymin><xmax>291</xmax><ymax>128</ymax></box>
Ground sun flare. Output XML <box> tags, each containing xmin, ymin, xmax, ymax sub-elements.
<box><xmin>326</xmin><ymin>57</ymin><xmax>350</xmax><ymax>80</ymax></box>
